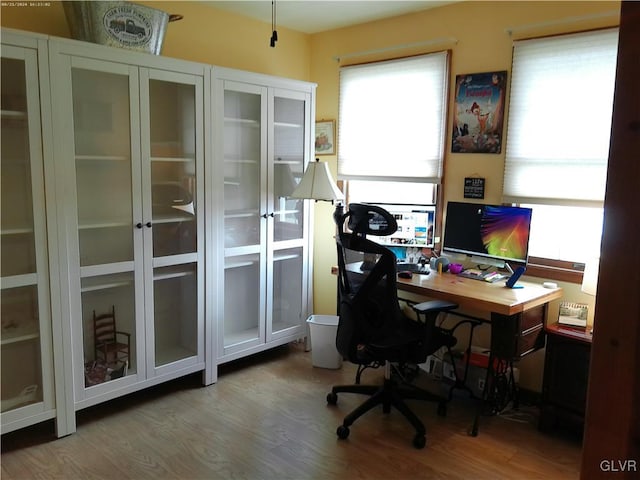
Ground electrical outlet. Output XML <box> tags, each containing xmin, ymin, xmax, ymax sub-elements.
<box><xmin>478</xmin><ymin>378</ymin><xmax>485</xmax><ymax>391</ymax></box>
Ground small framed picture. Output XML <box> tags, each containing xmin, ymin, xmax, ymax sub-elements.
<box><xmin>315</xmin><ymin>120</ymin><xmax>335</xmax><ymax>155</ymax></box>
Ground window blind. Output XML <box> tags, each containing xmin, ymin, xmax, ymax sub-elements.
<box><xmin>338</xmin><ymin>52</ymin><xmax>449</xmax><ymax>183</ymax></box>
<box><xmin>503</xmin><ymin>29</ymin><xmax>619</xmax><ymax>207</ymax></box>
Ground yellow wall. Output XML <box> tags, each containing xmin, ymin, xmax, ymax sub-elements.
<box><xmin>0</xmin><ymin>1</ymin><xmax>312</xmax><ymax>80</ymax></box>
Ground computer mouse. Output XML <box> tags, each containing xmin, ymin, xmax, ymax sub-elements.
<box><xmin>398</xmin><ymin>271</ymin><xmax>413</xmax><ymax>279</ymax></box>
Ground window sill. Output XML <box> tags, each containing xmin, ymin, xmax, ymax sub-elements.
<box><xmin>526</xmin><ymin>257</ymin><xmax>584</xmax><ymax>284</ymax></box>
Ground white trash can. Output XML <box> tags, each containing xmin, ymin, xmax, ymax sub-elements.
<box><xmin>306</xmin><ymin>315</ymin><xmax>342</xmax><ymax>369</ymax></box>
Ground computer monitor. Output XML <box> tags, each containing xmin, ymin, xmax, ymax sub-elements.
<box><xmin>365</xmin><ymin>203</ymin><xmax>436</xmax><ymax>249</ymax></box>
<box><xmin>442</xmin><ymin>201</ymin><xmax>532</xmax><ymax>268</ymax></box>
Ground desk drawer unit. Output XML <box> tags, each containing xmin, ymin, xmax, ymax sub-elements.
<box><xmin>490</xmin><ymin>305</ymin><xmax>547</xmax><ymax>360</ymax></box>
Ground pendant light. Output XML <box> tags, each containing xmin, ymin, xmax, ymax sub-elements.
<box><xmin>270</xmin><ymin>0</ymin><xmax>278</xmax><ymax>47</ymax></box>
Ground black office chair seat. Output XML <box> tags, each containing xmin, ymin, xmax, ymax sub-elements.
<box><xmin>327</xmin><ymin>204</ymin><xmax>459</xmax><ymax>449</ymax></box>
<box><xmin>327</xmin><ymin>299</ymin><xmax>457</xmax><ymax>449</ymax></box>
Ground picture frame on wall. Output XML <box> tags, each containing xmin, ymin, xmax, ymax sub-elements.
<box><xmin>315</xmin><ymin>120</ymin><xmax>335</xmax><ymax>155</ymax></box>
<box><xmin>451</xmin><ymin>71</ymin><xmax>507</xmax><ymax>154</ymax></box>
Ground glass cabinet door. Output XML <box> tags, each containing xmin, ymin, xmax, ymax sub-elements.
<box><xmin>269</xmin><ymin>247</ymin><xmax>304</xmax><ymax>338</ymax></box>
<box><xmin>223</xmin><ymin>254</ymin><xmax>263</xmax><ymax>351</ymax></box>
<box><xmin>148</xmin><ymin>79</ymin><xmax>197</xmax><ymax>258</ymax></box>
<box><xmin>1</xmin><ymin>50</ymin><xmax>51</xmax><ymax>415</ymax></box>
<box><xmin>144</xmin><ymin>72</ymin><xmax>203</xmax><ymax>369</ymax></box>
<box><xmin>69</xmin><ymin>62</ymin><xmax>139</xmax><ymax>390</ymax></box>
<box><xmin>272</xmin><ymin>94</ymin><xmax>307</xmax><ymax>243</ymax></box>
<box><xmin>223</xmin><ymin>85</ymin><xmax>266</xmax><ymax>249</ymax></box>
<box><xmin>72</xmin><ymin>67</ymin><xmax>135</xmax><ymax>267</ymax></box>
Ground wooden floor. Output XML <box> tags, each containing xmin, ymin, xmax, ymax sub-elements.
<box><xmin>1</xmin><ymin>342</ymin><xmax>583</xmax><ymax>479</ymax></box>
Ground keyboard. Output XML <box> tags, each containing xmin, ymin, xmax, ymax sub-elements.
<box><xmin>396</xmin><ymin>263</ymin><xmax>430</xmax><ymax>275</ymax></box>
<box><xmin>458</xmin><ymin>269</ymin><xmax>507</xmax><ymax>283</ymax></box>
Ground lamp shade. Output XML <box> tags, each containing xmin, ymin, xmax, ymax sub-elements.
<box><xmin>290</xmin><ymin>159</ymin><xmax>343</xmax><ymax>202</ymax></box>
<box><xmin>581</xmin><ymin>257</ymin><xmax>599</xmax><ymax>296</ymax></box>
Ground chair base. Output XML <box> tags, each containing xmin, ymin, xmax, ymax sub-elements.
<box><xmin>327</xmin><ymin>371</ymin><xmax>448</xmax><ymax>449</ymax></box>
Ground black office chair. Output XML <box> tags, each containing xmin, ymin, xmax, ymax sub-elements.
<box><xmin>326</xmin><ymin>203</ymin><xmax>458</xmax><ymax>449</ymax></box>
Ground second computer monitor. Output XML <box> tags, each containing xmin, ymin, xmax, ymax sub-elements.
<box><xmin>366</xmin><ymin>203</ymin><xmax>436</xmax><ymax>249</ymax></box>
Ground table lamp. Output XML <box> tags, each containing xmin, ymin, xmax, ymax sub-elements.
<box><xmin>290</xmin><ymin>158</ymin><xmax>343</xmax><ymax>203</ymax></box>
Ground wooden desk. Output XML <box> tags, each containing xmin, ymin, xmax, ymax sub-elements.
<box><xmin>336</xmin><ymin>264</ymin><xmax>563</xmax><ymax>360</ymax></box>
<box><xmin>395</xmin><ymin>272</ymin><xmax>562</xmax><ymax>317</ymax></box>
<box><xmin>395</xmin><ymin>271</ymin><xmax>563</xmax><ymax>360</ymax></box>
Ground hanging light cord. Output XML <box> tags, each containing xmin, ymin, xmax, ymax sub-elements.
<box><xmin>270</xmin><ymin>0</ymin><xmax>278</xmax><ymax>47</ymax></box>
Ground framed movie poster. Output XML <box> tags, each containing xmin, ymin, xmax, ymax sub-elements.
<box><xmin>451</xmin><ymin>71</ymin><xmax>507</xmax><ymax>154</ymax></box>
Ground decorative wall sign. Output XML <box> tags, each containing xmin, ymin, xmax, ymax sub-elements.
<box><xmin>452</xmin><ymin>71</ymin><xmax>507</xmax><ymax>154</ymax></box>
<box><xmin>464</xmin><ymin>177</ymin><xmax>485</xmax><ymax>199</ymax></box>
<box><xmin>315</xmin><ymin>120</ymin><xmax>335</xmax><ymax>155</ymax></box>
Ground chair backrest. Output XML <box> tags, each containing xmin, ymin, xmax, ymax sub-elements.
<box><xmin>93</xmin><ymin>306</ymin><xmax>117</xmax><ymax>345</ymax></box>
<box><xmin>334</xmin><ymin>204</ymin><xmax>404</xmax><ymax>363</ymax></box>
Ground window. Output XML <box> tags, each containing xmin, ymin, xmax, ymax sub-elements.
<box><xmin>338</xmin><ymin>52</ymin><xmax>449</xmax><ymax>183</ymax></box>
<box><xmin>503</xmin><ymin>29</ymin><xmax>619</xmax><ymax>271</ymax></box>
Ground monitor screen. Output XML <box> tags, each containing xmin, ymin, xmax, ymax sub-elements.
<box><xmin>442</xmin><ymin>202</ymin><xmax>532</xmax><ymax>265</ymax></box>
<box><xmin>365</xmin><ymin>203</ymin><xmax>436</xmax><ymax>249</ymax></box>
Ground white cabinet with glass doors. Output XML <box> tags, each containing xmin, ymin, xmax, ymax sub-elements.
<box><xmin>48</xmin><ymin>39</ymin><xmax>209</xmax><ymax>421</ymax></box>
<box><xmin>0</xmin><ymin>30</ymin><xmax>69</xmax><ymax>436</ymax></box>
<box><xmin>212</xmin><ymin>68</ymin><xmax>315</xmax><ymax>363</ymax></box>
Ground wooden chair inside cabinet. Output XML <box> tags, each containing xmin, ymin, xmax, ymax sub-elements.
<box><xmin>93</xmin><ymin>305</ymin><xmax>131</xmax><ymax>368</ymax></box>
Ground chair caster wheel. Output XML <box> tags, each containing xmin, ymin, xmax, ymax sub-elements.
<box><xmin>437</xmin><ymin>402</ymin><xmax>447</xmax><ymax>417</ymax></box>
<box><xmin>413</xmin><ymin>434</ymin><xmax>426</xmax><ymax>449</ymax></box>
<box><xmin>326</xmin><ymin>392</ymin><xmax>338</xmax><ymax>405</ymax></box>
<box><xmin>337</xmin><ymin>425</ymin><xmax>350</xmax><ymax>439</ymax></box>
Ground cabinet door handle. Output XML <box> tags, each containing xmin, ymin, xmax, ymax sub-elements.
<box><xmin>136</xmin><ymin>222</ymin><xmax>143</xmax><ymax>229</ymax></box>
<box><xmin>261</xmin><ymin>213</ymin><xmax>268</xmax><ymax>219</ymax></box>
<box><xmin>269</xmin><ymin>212</ymin><xmax>274</xmax><ymax>217</ymax></box>
<box><xmin>146</xmin><ymin>222</ymin><xmax>152</xmax><ymax>228</ymax></box>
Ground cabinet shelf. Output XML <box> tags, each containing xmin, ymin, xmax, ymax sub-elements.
<box><xmin>273</xmin><ymin>158</ymin><xmax>302</xmax><ymax>165</ymax></box>
<box><xmin>78</xmin><ymin>220</ymin><xmax>131</xmax><ymax>230</ymax></box>
<box><xmin>153</xmin><ymin>213</ymin><xmax>196</xmax><ymax>224</ymax></box>
<box><xmin>80</xmin><ymin>280</ymin><xmax>131</xmax><ymax>293</ymax></box>
<box><xmin>155</xmin><ymin>345</ymin><xmax>197</xmax><ymax>366</ymax></box>
<box><xmin>1</xmin><ymin>273</ymin><xmax>38</xmax><ymax>290</ymax></box>
<box><xmin>1</xmin><ymin>321</ymin><xmax>39</xmax><ymax>345</ymax></box>
<box><xmin>150</xmin><ymin>156</ymin><xmax>195</xmax><ymax>163</ymax></box>
<box><xmin>1</xmin><ymin>385</ymin><xmax>39</xmax><ymax>412</ymax></box>
<box><xmin>1</xmin><ymin>109</ymin><xmax>26</xmax><ymax>120</ymax></box>
<box><xmin>224</xmin><ymin>117</ymin><xmax>259</xmax><ymax>127</ymax></box>
<box><xmin>224</xmin><ymin>260</ymin><xmax>257</xmax><ymax>269</ymax></box>
<box><xmin>225</xmin><ymin>209</ymin><xmax>259</xmax><ymax>219</ymax></box>
<box><xmin>224</xmin><ymin>327</ymin><xmax>259</xmax><ymax>346</ymax></box>
<box><xmin>75</xmin><ymin>155</ymin><xmax>128</xmax><ymax>162</ymax></box>
<box><xmin>153</xmin><ymin>269</ymin><xmax>194</xmax><ymax>281</ymax></box>
<box><xmin>273</xmin><ymin>253</ymin><xmax>300</xmax><ymax>262</ymax></box>
<box><xmin>1</xmin><ymin>226</ymin><xmax>34</xmax><ymax>235</ymax></box>
<box><xmin>224</xmin><ymin>158</ymin><xmax>259</xmax><ymax>164</ymax></box>
<box><xmin>274</xmin><ymin>121</ymin><xmax>302</xmax><ymax>129</ymax></box>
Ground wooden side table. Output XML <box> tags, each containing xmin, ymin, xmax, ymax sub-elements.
<box><xmin>539</xmin><ymin>323</ymin><xmax>592</xmax><ymax>434</ymax></box>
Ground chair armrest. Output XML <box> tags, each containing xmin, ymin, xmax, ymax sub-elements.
<box><xmin>412</xmin><ymin>300</ymin><xmax>458</xmax><ymax>315</ymax></box>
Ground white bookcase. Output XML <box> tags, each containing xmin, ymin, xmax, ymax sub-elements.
<box><xmin>0</xmin><ymin>30</ymin><xmax>69</xmax><ymax>436</ymax></box>
<box><xmin>212</xmin><ymin>68</ymin><xmax>315</xmax><ymax>363</ymax></box>
<box><xmin>48</xmin><ymin>37</ymin><xmax>209</xmax><ymax>426</ymax></box>
<box><xmin>1</xmin><ymin>27</ymin><xmax>315</xmax><ymax>436</ymax></box>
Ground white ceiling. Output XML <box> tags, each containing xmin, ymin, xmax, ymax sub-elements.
<box><xmin>204</xmin><ymin>1</ymin><xmax>457</xmax><ymax>34</ymax></box>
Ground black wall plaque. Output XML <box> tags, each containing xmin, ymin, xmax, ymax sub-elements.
<box><xmin>464</xmin><ymin>177</ymin><xmax>485</xmax><ymax>199</ymax></box>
